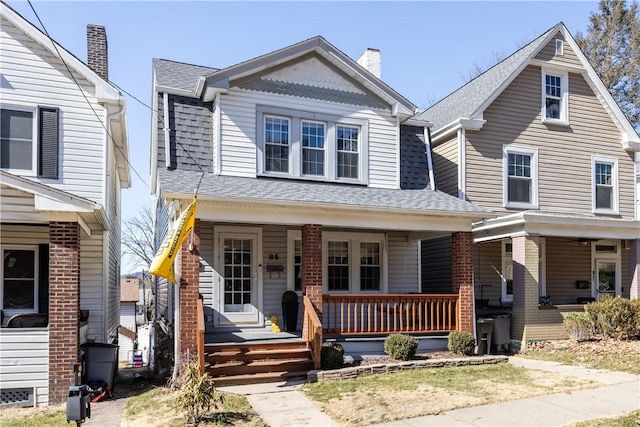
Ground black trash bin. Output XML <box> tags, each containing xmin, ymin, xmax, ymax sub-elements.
<box><xmin>476</xmin><ymin>318</ymin><xmax>494</xmax><ymax>355</ymax></box>
<box><xmin>81</xmin><ymin>342</ymin><xmax>119</xmax><ymax>390</ymax></box>
<box><xmin>491</xmin><ymin>313</ymin><xmax>512</xmax><ymax>354</ymax></box>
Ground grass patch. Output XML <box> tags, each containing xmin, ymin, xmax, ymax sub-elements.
<box><xmin>521</xmin><ymin>340</ymin><xmax>640</xmax><ymax>375</ymax></box>
<box><xmin>123</xmin><ymin>382</ymin><xmax>265</xmax><ymax>426</ymax></box>
<box><xmin>572</xmin><ymin>409</ymin><xmax>640</xmax><ymax>426</ymax></box>
<box><xmin>303</xmin><ymin>363</ymin><xmax>596</xmax><ymax>426</ymax></box>
<box><xmin>0</xmin><ymin>409</ymin><xmax>66</xmax><ymax>427</ymax></box>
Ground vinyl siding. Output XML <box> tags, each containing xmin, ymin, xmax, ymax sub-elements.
<box><xmin>153</xmin><ymin>197</ymin><xmax>171</xmax><ymax>319</ymax></box>
<box><xmin>261</xmin><ymin>225</ymin><xmax>288</xmax><ymax>323</ymax></box>
<box><xmin>105</xmin><ymin>152</ymin><xmax>122</xmax><ymax>343</ymax></box>
<box><xmin>218</xmin><ymin>86</ymin><xmax>398</xmax><ymax>188</ymax></box>
<box><xmin>80</xmin><ymin>231</ymin><xmax>106</xmax><ymax>341</ymax></box>
<box><xmin>199</xmin><ymin>222</ymin><xmax>215</xmax><ymax>330</ymax></box>
<box><xmin>465</xmin><ymin>64</ymin><xmax>636</xmax><ymax>218</ymax></box>
<box><xmin>1</xmin><ymin>16</ymin><xmax>106</xmax><ymax>203</ymax></box>
<box><xmin>545</xmin><ymin>237</ymin><xmax>592</xmax><ymax>304</ymax></box>
<box><xmin>421</xmin><ymin>237</ymin><xmax>453</xmax><ymax>293</ymax></box>
<box><xmin>0</xmin><ymin>185</ymin><xmax>36</xmax><ymax>212</ymax></box>
<box><xmin>534</xmin><ymin>33</ymin><xmax>582</xmax><ymax>67</ymax></box>
<box><xmin>431</xmin><ymin>134</ymin><xmax>458</xmax><ymax>197</ymax></box>
<box><xmin>118</xmin><ymin>303</ymin><xmax>136</xmax><ymax>362</ymax></box>
<box><xmin>387</xmin><ymin>232</ymin><xmax>419</xmax><ymax>293</ymax></box>
<box><xmin>212</xmin><ymin>100</ymin><xmax>219</xmax><ymax>175</ymax></box>
<box><xmin>0</xmin><ymin>329</ymin><xmax>49</xmax><ymax>406</ymax></box>
<box><xmin>474</xmin><ymin>241</ymin><xmax>503</xmax><ymax>305</ymax></box>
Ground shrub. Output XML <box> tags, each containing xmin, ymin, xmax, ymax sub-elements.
<box><xmin>176</xmin><ymin>362</ymin><xmax>223</xmax><ymax>425</ymax></box>
<box><xmin>563</xmin><ymin>312</ymin><xmax>592</xmax><ymax>341</ymax></box>
<box><xmin>448</xmin><ymin>331</ymin><xmax>475</xmax><ymax>355</ymax></box>
<box><xmin>585</xmin><ymin>297</ymin><xmax>640</xmax><ymax>340</ymax></box>
<box><xmin>383</xmin><ymin>334</ymin><xmax>418</xmax><ymax>360</ymax></box>
<box><xmin>321</xmin><ymin>342</ymin><xmax>344</xmax><ymax>370</ymax></box>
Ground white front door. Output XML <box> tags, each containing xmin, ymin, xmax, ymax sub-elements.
<box><xmin>214</xmin><ymin>228</ymin><xmax>262</xmax><ymax>327</ymax></box>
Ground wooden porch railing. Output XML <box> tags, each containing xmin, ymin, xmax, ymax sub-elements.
<box><xmin>323</xmin><ymin>294</ymin><xmax>458</xmax><ymax>335</ymax></box>
<box><xmin>302</xmin><ymin>296</ymin><xmax>322</xmax><ymax>369</ymax></box>
<box><xmin>196</xmin><ymin>299</ymin><xmax>205</xmax><ymax>374</ymax></box>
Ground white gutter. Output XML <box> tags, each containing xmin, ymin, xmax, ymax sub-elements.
<box><xmin>163</xmin><ymin>92</ymin><xmax>171</xmax><ymax>169</ymax></box>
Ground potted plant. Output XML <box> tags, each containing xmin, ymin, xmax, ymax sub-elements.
<box><xmin>281</xmin><ymin>290</ymin><xmax>299</xmax><ymax>332</ymax></box>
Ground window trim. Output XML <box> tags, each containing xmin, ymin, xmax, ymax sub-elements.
<box><xmin>541</xmin><ymin>68</ymin><xmax>569</xmax><ymax>125</ymax></box>
<box><xmin>287</xmin><ymin>230</ymin><xmax>387</xmax><ymax>294</ymax></box>
<box><xmin>555</xmin><ymin>39</ymin><xmax>564</xmax><ymax>56</ymax></box>
<box><xmin>263</xmin><ymin>114</ymin><xmax>291</xmax><ymax>175</ymax></box>
<box><xmin>0</xmin><ymin>106</ymin><xmax>38</xmax><ymax>176</ymax></box>
<box><xmin>256</xmin><ymin>105</ymin><xmax>369</xmax><ymax>185</ymax></box>
<box><xmin>300</xmin><ymin>119</ymin><xmax>326</xmax><ymax>177</ymax></box>
<box><xmin>503</xmin><ymin>145</ymin><xmax>539</xmax><ymax>209</ymax></box>
<box><xmin>591</xmin><ymin>155</ymin><xmax>619</xmax><ymax>214</ymax></box>
<box><xmin>0</xmin><ymin>245</ymin><xmax>39</xmax><ymax>316</ymax></box>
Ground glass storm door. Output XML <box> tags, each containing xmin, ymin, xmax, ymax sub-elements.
<box><xmin>216</xmin><ymin>234</ymin><xmax>260</xmax><ymax>326</ymax></box>
<box><xmin>595</xmin><ymin>260</ymin><xmax>617</xmax><ymax>300</ymax></box>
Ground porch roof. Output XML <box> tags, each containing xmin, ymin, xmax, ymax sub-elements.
<box><xmin>473</xmin><ymin>210</ymin><xmax>640</xmax><ymax>242</ymax></box>
<box><xmin>158</xmin><ymin>169</ymin><xmax>490</xmax><ymax>218</ymax></box>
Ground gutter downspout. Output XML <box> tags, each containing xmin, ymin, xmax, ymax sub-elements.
<box><xmin>424</xmin><ymin>127</ymin><xmax>436</xmax><ymax>191</ymax></box>
<box><xmin>457</xmin><ymin>128</ymin><xmax>466</xmax><ymax>200</ymax></box>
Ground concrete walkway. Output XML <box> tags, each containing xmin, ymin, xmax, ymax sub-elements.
<box><xmin>222</xmin><ymin>357</ymin><xmax>639</xmax><ymax>427</ymax></box>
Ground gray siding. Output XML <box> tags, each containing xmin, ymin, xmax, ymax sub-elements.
<box><xmin>199</xmin><ymin>222</ymin><xmax>215</xmax><ymax>330</ymax></box>
<box><xmin>387</xmin><ymin>232</ymin><xmax>419</xmax><ymax>293</ymax></box>
<box><xmin>421</xmin><ymin>237</ymin><xmax>452</xmax><ymax>293</ymax></box>
<box><xmin>157</xmin><ymin>94</ymin><xmax>213</xmax><ymax>173</ymax></box>
<box><xmin>474</xmin><ymin>241</ymin><xmax>503</xmax><ymax>305</ymax></box>
<box><xmin>534</xmin><ymin>33</ymin><xmax>582</xmax><ymax>67</ymax></box>
<box><xmin>0</xmin><ymin>329</ymin><xmax>49</xmax><ymax>406</ymax></box>
<box><xmin>465</xmin><ymin>65</ymin><xmax>636</xmax><ymax>217</ymax></box>
<box><xmin>545</xmin><ymin>237</ymin><xmax>592</xmax><ymax>304</ymax></box>
<box><xmin>261</xmin><ymin>225</ymin><xmax>288</xmax><ymax>322</ymax></box>
<box><xmin>432</xmin><ymin>134</ymin><xmax>458</xmax><ymax>197</ymax></box>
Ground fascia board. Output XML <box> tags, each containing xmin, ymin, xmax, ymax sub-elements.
<box><xmin>156</xmin><ymin>85</ymin><xmax>198</xmax><ymax>98</ymax></box>
<box><xmin>431</xmin><ymin>118</ymin><xmax>486</xmax><ymax>142</ymax></box>
<box><xmin>0</xmin><ymin>3</ymin><xmax>120</xmax><ymax>102</ymax></box>
<box><xmin>559</xmin><ymin>26</ymin><xmax>640</xmax><ymax>148</ymax></box>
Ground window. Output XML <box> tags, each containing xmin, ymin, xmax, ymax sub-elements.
<box><xmin>287</xmin><ymin>231</ymin><xmax>385</xmax><ymax>293</ymax></box>
<box><xmin>257</xmin><ymin>106</ymin><xmax>368</xmax><ymax>184</ymax></box>
<box><xmin>337</xmin><ymin>125</ymin><xmax>359</xmax><ymax>179</ymax></box>
<box><xmin>264</xmin><ymin>116</ymin><xmax>290</xmax><ymax>173</ymax></box>
<box><xmin>302</xmin><ymin>121</ymin><xmax>325</xmax><ymax>176</ymax></box>
<box><xmin>0</xmin><ymin>107</ymin><xmax>59</xmax><ymax>179</ymax></box>
<box><xmin>592</xmin><ymin>156</ymin><xmax>618</xmax><ymax>213</ymax></box>
<box><xmin>502</xmin><ymin>242</ymin><xmax>513</xmax><ymax>303</ymax></box>
<box><xmin>541</xmin><ymin>69</ymin><xmax>568</xmax><ymax>124</ymax></box>
<box><xmin>327</xmin><ymin>241</ymin><xmax>350</xmax><ymax>291</ymax></box>
<box><xmin>359</xmin><ymin>242</ymin><xmax>380</xmax><ymax>291</ymax></box>
<box><xmin>503</xmin><ymin>145</ymin><xmax>538</xmax><ymax>209</ymax></box>
<box><xmin>1</xmin><ymin>247</ymin><xmax>38</xmax><ymax>313</ymax></box>
<box><xmin>555</xmin><ymin>39</ymin><xmax>564</xmax><ymax>56</ymax></box>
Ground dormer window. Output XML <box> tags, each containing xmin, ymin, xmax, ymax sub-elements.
<box><xmin>541</xmin><ymin>69</ymin><xmax>569</xmax><ymax>124</ymax></box>
<box><xmin>257</xmin><ymin>106</ymin><xmax>368</xmax><ymax>184</ymax></box>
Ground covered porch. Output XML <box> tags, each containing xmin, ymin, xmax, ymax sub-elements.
<box><xmin>473</xmin><ymin>211</ymin><xmax>640</xmax><ymax>350</ymax></box>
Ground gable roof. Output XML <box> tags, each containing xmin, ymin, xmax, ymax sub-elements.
<box><xmin>153</xmin><ymin>36</ymin><xmax>417</xmax><ymax>118</ymax></box>
<box><xmin>417</xmin><ymin>22</ymin><xmax>640</xmax><ymax>150</ymax></box>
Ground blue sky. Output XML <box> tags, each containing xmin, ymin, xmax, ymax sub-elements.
<box><xmin>6</xmin><ymin>1</ymin><xmax>599</xmax><ymax>272</ymax></box>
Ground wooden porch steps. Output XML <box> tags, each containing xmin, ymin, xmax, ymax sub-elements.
<box><xmin>205</xmin><ymin>341</ymin><xmax>313</xmax><ymax>386</ymax></box>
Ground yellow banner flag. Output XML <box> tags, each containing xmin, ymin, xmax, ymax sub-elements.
<box><xmin>149</xmin><ymin>199</ymin><xmax>197</xmax><ymax>283</ymax></box>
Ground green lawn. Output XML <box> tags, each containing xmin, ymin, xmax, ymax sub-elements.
<box><xmin>572</xmin><ymin>410</ymin><xmax>640</xmax><ymax>427</ymax></box>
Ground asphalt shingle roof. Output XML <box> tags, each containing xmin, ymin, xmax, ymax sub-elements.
<box><xmin>153</xmin><ymin>58</ymin><xmax>217</xmax><ymax>92</ymax></box>
<box><xmin>417</xmin><ymin>26</ymin><xmax>556</xmax><ymax>130</ymax></box>
<box><xmin>158</xmin><ymin>169</ymin><xmax>489</xmax><ymax>216</ymax></box>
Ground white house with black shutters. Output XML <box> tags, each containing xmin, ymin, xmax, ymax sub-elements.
<box><xmin>0</xmin><ymin>2</ymin><xmax>129</xmax><ymax>407</ymax></box>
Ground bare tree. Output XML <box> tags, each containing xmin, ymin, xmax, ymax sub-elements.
<box><xmin>122</xmin><ymin>206</ymin><xmax>155</xmax><ymax>270</ymax></box>
<box><xmin>459</xmin><ymin>50</ymin><xmax>509</xmax><ymax>83</ymax></box>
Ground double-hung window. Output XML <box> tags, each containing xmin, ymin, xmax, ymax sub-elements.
<box><xmin>257</xmin><ymin>106</ymin><xmax>368</xmax><ymax>184</ymax></box>
<box><xmin>0</xmin><ymin>106</ymin><xmax>59</xmax><ymax>179</ymax></box>
<box><xmin>541</xmin><ymin>69</ymin><xmax>568</xmax><ymax>124</ymax></box>
<box><xmin>503</xmin><ymin>145</ymin><xmax>538</xmax><ymax>209</ymax></box>
<box><xmin>1</xmin><ymin>246</ymin><xmax>38</xmax><ymax>314</ymax></box>
<box><xmin>264</xmin><ymin>116</ymin><xmax>290</xmax><ymax>173</ymax></box>
<box><xmin>287</xmin><ymin>231</ymin><xmax>385</xmax><ymax>293</ymax></box>
<box><xmin>592</xmin><ymin>156</ymin><xmax>618</xmax><ymax>213</ymax></box>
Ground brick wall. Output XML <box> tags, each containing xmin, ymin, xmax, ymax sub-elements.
<box><xmin>451</xmin><ymin>232</ymin><xmax>474</xmax><ymax>333</ymax></box>
<box><xmin>301</xmin><ymin>225</ymin><xmax>322</xmax><ymax>338</ymax></box>
<box><xmin>86</xmin><ymin>25</ymin><xmax>108</xmax><ymax>81</ymax></box>
<box><xmin>179</xmin><ymin>219</ymin><xmax>200</xmax><ymax>357</ymax></box>
<box><xmin>48</xmin><ymin>222</ymin><xmax>80</xmax><ymax>404</ymax></box>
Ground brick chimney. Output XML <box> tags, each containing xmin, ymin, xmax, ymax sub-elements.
<box><xmin>87</xmin><ymin>24</ymin><xmax>108</xmax><ymax>80</ymax></box>
<box><xmin>357</xmin><ymin>48</ymin><xmax>381</xmax><ymax>79</ymax></box>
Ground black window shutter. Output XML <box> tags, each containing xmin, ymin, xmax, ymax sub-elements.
<box><xmin>38</xmin><ymin>107</ymin><xmax>59</xmax><ymax>179</ymax></box>
<box><xmin>38</xmin><ymin>244</ymin><xmax>49</xmax><ymax>314</ymax></box>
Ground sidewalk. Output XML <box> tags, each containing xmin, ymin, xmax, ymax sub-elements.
<box><xmin>223</xmin><ymin>357</ymin><xmax>639</xmax><ymax>427</ymax></box>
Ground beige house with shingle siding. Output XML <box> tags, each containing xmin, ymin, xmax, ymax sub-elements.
<box><xmin>419</xmin><ymin>23</ymin><xmax>640</xmax><ymax>350</ymax></box>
